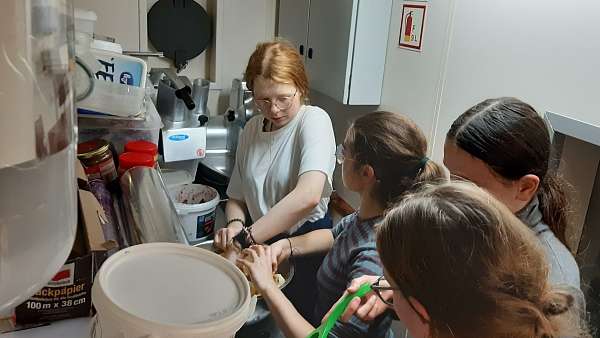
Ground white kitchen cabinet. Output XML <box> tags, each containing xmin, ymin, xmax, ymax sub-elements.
<box><xmin>278</xmin><ymin>0</ymin><xmax>392</xmax><ymax>105</ymax></box>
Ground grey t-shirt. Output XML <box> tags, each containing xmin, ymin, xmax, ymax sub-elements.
<box><xmin>517</xmin><ymin>196</ymin><xmax>585</xmax><ymax>310</ymax></box>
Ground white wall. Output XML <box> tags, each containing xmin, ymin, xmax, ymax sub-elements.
<box><xmin>432</xmin><ymin>0</ymin><xmax>600</xmax><ymax>158</ymax></box>
<box><xmin>379</xmin><ymin>0</ymin><xmax>454</xmax><ymax>142</ymax></box>
<box><xmin>74</xmin><ymin>0</ymin><xmax>143</xmax><ymax>50</ymax></box>
<box><xmin>209</xmin><ymin>0</ymin><xmax>276</xmax><ymax>114</ymax></box>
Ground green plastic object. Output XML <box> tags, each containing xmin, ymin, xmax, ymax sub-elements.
<box><xmin>306</xmin><ymin>283</ymin><xmax>372</xmax><ymax>338</ymax></box>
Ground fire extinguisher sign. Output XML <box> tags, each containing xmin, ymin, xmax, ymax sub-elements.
<box><xmin>399</xmin><ymin>2</ymin><xmax>427</xmax><ymax>51</ymax></box>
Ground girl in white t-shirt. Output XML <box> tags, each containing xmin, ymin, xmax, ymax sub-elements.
<box><xmin>214</xmin><ymin>40</ymin><xmax>336</xmax><ymax>317</ymax></box>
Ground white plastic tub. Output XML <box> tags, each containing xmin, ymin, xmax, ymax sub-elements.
<box><xmin>78</xmin><ymin>98</ymin><xmax>162</xmax><ymax>154</ymax></box>
<box><xmin>168</xmin><ymin>183</ymin><xmax>220</xmax><ymax>245</ymax></box>
<box><xmin>91</xmin><ymin>243</ymin><xmax>256</xmax><ymax>338</ymax></box>
<box><xmin>76</xmin><ymin>49</ymin><xmax>147</xmax><ymax>118</ymax></box>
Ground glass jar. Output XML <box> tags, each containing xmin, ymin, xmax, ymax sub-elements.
<box><xmin>77</xmin><ymin>139</ymin><xmax>117</xmax><ymax>182</ymax></box>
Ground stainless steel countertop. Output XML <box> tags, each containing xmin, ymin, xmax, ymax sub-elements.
<box><xmin>199</xmin><ymin>152</ymin><xmax>235</xmax><ymax>178</ymax></box>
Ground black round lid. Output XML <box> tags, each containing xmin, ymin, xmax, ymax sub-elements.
<box><xmin>148</xmin><ymin>0</ymin><xmax>212</xmax><ymax>71</ymax></box>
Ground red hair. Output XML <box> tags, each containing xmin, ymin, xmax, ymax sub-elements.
<box><xmin>244</xmin><ymin>40</ymin><xmax>309</xmax><ymax>99</ymax></box>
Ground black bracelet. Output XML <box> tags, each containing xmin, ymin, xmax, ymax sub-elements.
<box><xmin>226</xmin><ymin>218</ymin><xmax>245</xmax><ymax>227</ymax></box>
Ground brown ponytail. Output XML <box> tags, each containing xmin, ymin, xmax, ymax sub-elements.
<box><xmin>345</xmin><ymin>111</ymin><xmax>447</xmax><ymax>208</ymax></box>
<box><xmin>416</xmin><ymin>159</ymin><xmax>447</xmax><ymax>189</ymax></box>
<box><xmin>539</xmin><ymin>173</ymin><xmax>570</xmax><ymax>247</ymax></box>
<box><xmin>446</xmin><ymin>97</ymin><xmax>572</xmax><ymax>249</ymax></box>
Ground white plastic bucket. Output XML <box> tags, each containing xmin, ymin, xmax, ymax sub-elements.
<box><xmin>91</xmin><ymin>243</ymin><xmax>256</xmax><ymax>338</ymax></box>
<box><xmin>168</xmin><ymin>184</ymin><xmax>220</xmax><ymax>245</ymax></box>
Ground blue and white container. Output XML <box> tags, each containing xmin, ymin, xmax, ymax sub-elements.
<box><xmin>77</xmin><ymin>47</ymin><xmax>147</xmax><ymax>117</ymax></box>
<box><xmin>168</xmin><ymin>183</ymin><xmax>220</xmax><ymax>245</ymax></box>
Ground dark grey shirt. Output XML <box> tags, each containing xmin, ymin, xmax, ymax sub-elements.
<box><xmin>314</xmin><ymin>213</ymin><xmax>393</xmax><ymax>338</ymax></box>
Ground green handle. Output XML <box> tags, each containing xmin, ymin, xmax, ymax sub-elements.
<box><xmin>306</xmin><ymin>283</ymin><xmax>372</xmax><ymax>338</ymax></box>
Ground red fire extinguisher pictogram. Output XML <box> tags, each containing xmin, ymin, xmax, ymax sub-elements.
<box><xmin>404</xmin><ymin>11</ymin><xmax>413</xmax><ymax>42</ymax></box>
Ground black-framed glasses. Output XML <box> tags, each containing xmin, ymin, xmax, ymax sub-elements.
<box><xmin>372</xmin><ymin>276</ymin><xmax>429</xmax><ymax>323</ymax></box>
<box><xmin>254</xmin><ymin>89</ymin><xmax>298</xmax><ymax>112</ymax></box>
<box><xmin>371</xmin><ymin>276</ymin><xmax>397</xmax><ymax>307</ymax></box>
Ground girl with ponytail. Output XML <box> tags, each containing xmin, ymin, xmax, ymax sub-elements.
<box><xmin>443</xmin><ymin>97</ymin><xmax>582</xmax><ymax>303</ymax></box>
<box><xmin>376</xmin><ymin>182</ymin><xmax>589</xmax><ymax>338</ymax></box>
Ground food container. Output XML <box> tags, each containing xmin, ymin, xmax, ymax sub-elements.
<box><xmin>78</xmin><ymin>98</ymin><xmax>162</xmax><ymax>154</ymax></box>
<box><xmin>77</xmin><ymin>139</ymin><xmax>117</xmax><ymax>182</ymax></box>
<box><xmin>124</xmin><ymin>140</ymin><xmax>159</xmax><ymax>162</ymax></box>
<box><xmin>168</xmin><ymin>184</ymin><xmax>220</xmax><ymax>245</ymax></box>
<box><xmin>91</xmin><ymin>243</ymin><xmax>256</xmax><ymax>338</ymax></box>
<box><xmin>76</xmin><ymin>48</ymin><xmax>147</xmax><ymax>118</ymax></box>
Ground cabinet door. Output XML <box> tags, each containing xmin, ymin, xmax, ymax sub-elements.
<box><xmin>305</xmin><ymin>0</ymin><xmax>358</xmax><ymax>104</ymax></box>
<box><xmin>277</xmin><ymin>0</ymin><xmax>310</xmax><ymax>56</ymax></box>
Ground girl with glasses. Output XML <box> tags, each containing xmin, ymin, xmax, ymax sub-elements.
<box><xmin>373</xmin><ymin>182</ymin><xmax>589</xmax><ymax>338</ymax></box>
<box><xmin>237</xmin><ymin>111</ymin><xmax>446</xmax><ymax>338</ymax></box>
<box><xmin>214</xmin><ymin>40</ymin><xmax>336</xmax><ymax>318</ymax></box>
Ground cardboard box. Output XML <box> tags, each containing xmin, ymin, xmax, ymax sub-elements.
<box><xmin>14</xmin><ymin>161</ymin><xmax>114</xmax><ymax>325</ymax></box>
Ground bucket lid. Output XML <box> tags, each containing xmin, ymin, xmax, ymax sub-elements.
<box><xmin>94</xmin><ymin>243</ymin><xmax>250</xmax><ymax>326</ymax></box>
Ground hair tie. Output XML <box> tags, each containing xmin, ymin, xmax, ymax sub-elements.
<box><xmin>419</xmin><ymin>157</ymin><xmax>429</xmax><ymax>170</ymax></box>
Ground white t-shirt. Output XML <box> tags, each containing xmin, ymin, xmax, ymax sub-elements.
<box><xmin>227</xmin><ymin>105</ymin><xmax>336</xmax><ymax>234</ymax></box>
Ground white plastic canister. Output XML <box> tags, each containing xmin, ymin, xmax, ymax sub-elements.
<box><xmin>91</xmin><ymin>243</ymin><xmax>256</xmax><ymax>338</ymax></box>
<box><xmin>168</xmin><ymin>183</ymin><xmax>220</xmax><ymax>245</ymax></box>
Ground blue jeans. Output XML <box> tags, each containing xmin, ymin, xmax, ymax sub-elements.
<box><xmin>269</xmin><ymin>213</ymin><xmax>333</xmax><ymax>321</ymax></box>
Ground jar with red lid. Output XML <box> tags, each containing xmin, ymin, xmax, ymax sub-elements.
<box><xmin>77</xmin><ymin>139</ymin><xmax>117</xmax><ymax>182</ymax></box>
<box><xmin>118</xmin><ymin>152</ymin><xmax>156</xmax><ymax>176</ymax></box>
<box><xmin>124</xmin><ymin>140</ymin><xmax>158</xmax><ymax>162</ymax></box>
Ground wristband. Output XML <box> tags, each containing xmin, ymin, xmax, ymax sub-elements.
<box><xmin>226</xmin><ymin>218</ymin><xmax>245</xmax><ymax>227</ymax></box>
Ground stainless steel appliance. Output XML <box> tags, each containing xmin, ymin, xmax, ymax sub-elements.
<box><xmin>196</xmin><ymin>78</ymin><xmax>256</xmax><ymax>197</ymax></box>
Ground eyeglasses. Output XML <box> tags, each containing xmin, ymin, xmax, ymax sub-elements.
<box><xmin>335</xmin><ymin>144</ymin><xmax>361</xmax><ymax>165</ymax></box>
<box><xmin>372</xmin><ymin>276</ymin><xmax>429</xmax><ymax>323</ymax></box>
<box><xmin>254</xmin><ymin>89</ymin><xmax>298</xmax><ymax>112</ymax></box>
<box><xmin>371</xmin><ymin>276</ymin><xmax>397</xmax><ymax>307</ymax></box>
<box><xmin>335</xmin><ymin>144</ymin><xmax>346</xmax><ymax>164</ymax></box>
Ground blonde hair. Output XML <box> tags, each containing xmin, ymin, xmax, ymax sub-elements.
<box><xmin>377</xmin><ymin>181</ymin><xmax>588</xmax><ymax>338</ymax></box>
<box><xmin>244</xmin><ymin>40</ymin><xmax>309</xmax><ymax>99</ymax></box>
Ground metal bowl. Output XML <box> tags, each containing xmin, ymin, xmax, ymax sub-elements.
<box><xmin>194</xmin><ymin>240</ymin><xmax>295</xmax><ymax>325</ymax></box>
